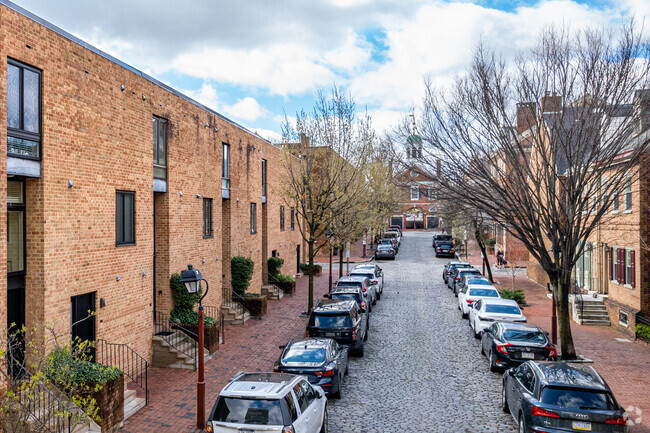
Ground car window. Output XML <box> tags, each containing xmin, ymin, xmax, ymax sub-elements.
<box><xmin>282</xmin><ymin>346</ymin><xmax>327</xmax><ymax>363</ymax></box>
<box><xmin>299</xmin><ymin>381</ymin><xmax>316</xmax><ymax>411</ymax></box>
<box><xmin>485</xmin><ymin>305</ymin><xmax>521</xmax><ymax>315</ymax></box>
<box><xmin>312</xmin><ymin>314</ymin><xmax>352</xmax><ymax>328</ymax></box>
<box><xmin>488</xmin><ymin>323</ymin><xmax>499</xmax><ymax>335</ymax></box>
<box><xmin>540</xmin><ymin>387</ymin><xmax>617</xmax><ymax>410</ymax></box>
<box><xmin>284</xmin><ymin>393</ymin><xmax>298</xmax><ymax>422</ymax></box>
<box><xmin>468</xmin><ymin>288</ymin><xmax>500</xmax><ymax>297</ymax></box>
<box><xmin>467</xmin><ymin>278</ymin><xmax>491</xmax><ymax>285</ymax></box>
<box><xmin>213</xmin><ymin>397</ymin><xmax>284</xmax><ymax>425</ymax></box>
<box><xmin>293</xmin><ymin>383</ymin><xmax>307</xmax><ymax>413</ymax></box>
<box><xmin>331</xmin><ymin>293</ymin><xmax>362</xmax><ymax>304</ymax></box>
<box><xmin>519</xmin><ymin>365</ymin><xmax>535</xmax><ymax>393</ymax></box>
<box><xmin>503</xmin><ymin>330</ymin><xmax>546</xmax><ymax>343</ymax></box>
<box><xmin>474</xmin><ymin>300</ymin><xmax>482</xmax><ymax>309</ymax></box>
<box><xmin>337</xmin><ymin>282</ymin><xmax>362</xmax><ymax>288</ymax></box>
<box><xmin>351</xmin><ymin>272</ymin><xmax>374</xmax><ymax>279</ymax></box>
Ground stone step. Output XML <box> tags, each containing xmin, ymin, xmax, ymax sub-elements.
<box><xmin>262</xmin><ymin>284</ymin><xmax>284</xmax><ymax>300</ymax></box>
<box><xmin>581</xmin><ymin>318</ymin><xmax>611</xmax><ymax>326</ymax></box>
<box><xmin>124</xmin><ymin>388</ymin><xmax>137</xmax><ymax>407</ymax></box>
<box><xmin>124</xmin><ymin>396</ymin><xmax>146</xmax><ymax>421</ymax></box>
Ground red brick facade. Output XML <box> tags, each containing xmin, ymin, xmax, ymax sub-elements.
<box><xmin>392</xmin><ymin>163</ymin><xmax>440</xmax><ymax>230</ymax></box>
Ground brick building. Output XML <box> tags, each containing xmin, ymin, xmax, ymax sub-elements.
<box><xmin>1</xmin><ymin>0</ymin><xmax>302</xmax><ymax>371</ymax></box>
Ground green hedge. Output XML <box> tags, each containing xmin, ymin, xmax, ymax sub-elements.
<box><xmin>268</xmin><ymin>257</ymin><xmax>284</xmax><ymax>278</ymax></box>
<box><xmin>232</xmin><ymin>256</ymin><xmax>255</xmax><ymax>295</ymax></box>
<box><xmin>275</xmin><ymin>273</ymin><xmax>295</xmax><ymax>282</ymax></box>
<box><xmin>169</xmin><ymin>273</ymin><xmax>217</xmax><ymax>325</ymax></box>
<box><xmin>46</xmin><ymin>347</ymin><xmax>122</xmax><ymax>384</ymax></box>
<box><xmin>500</xmin><ymin>288</ymin><xmax>526</xmax><ymax>305</ymax></box>
<box><xmin>636</xmin><ymin>323</ymin><xmax>650</xmax><ymax>342</ymax></box>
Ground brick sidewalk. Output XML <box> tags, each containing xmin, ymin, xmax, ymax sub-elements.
<box><xmin>314</xmin><ymin>237</ymin><xmax>376</xmax><ymax>264</ymax></box>
<box><xmin>119</xmin><ymin>273</ymin><xmax>331</xmax><ymax>433</ymax></box>
<box><xmin>463</xmin><ymin>241</ymin><xmax>650</xmax><ymax>432</ymax></box>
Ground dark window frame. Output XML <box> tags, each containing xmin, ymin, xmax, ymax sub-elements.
<box><xmin>280</xmin><ymin>205</ymin><xmax>285</xmax><ymax>231</ymax></box>
<box><xmin>153</xmin><ymin>116</ymin><xmax>167</xmax><ymax>180</ymax></box>
<box><xmin>261</xmin><ymin>159</ymin><xmax>267</xmax><ymax>197</ymax></box>
<box><xmin>116</xmin><ymin>190</ymin><xmax>136</xmax><ymax>246</ymax></box>
<box><xmin>7</xmin><ymin>58</ymin><xmax>42</xmax><ymax>161</ymax></box>
<box><xmin>203</xmin><ymin>198</ymin><xmax>213</xmax><ymax>238</ymax></box>
<box><xmin>250</xmin><ymin>202</ymin><xmax>257</xmax><ymax>234</ymax></box>
<box><xmin>222</xmin><ymin>143</ymin><xmax>230</xmax><ymax>190</ymax></box>
<box><xmin>7</xmin><ymin>178</ymin><xmax>26</xmax><ymax>277</ymax></box>
<box><xmin>290</xmin><ymin>207</ymin><xmax>295</xmax><ymax>230</ymax></box>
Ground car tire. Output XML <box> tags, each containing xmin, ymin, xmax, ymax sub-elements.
<box><xmin>376</xmin><ymin>292</ymin><xmax>381</xmax><ymax>301</ymax></box>
<box><xmin>332</xmin><ymin>385</ymin><xmax>342</xmax><ymax>400</ymax></box>
<box><xmin>345</xmin><ymin>364</ymin><xmax>349</xmax><ymax>376</ymax></box>
<box><xmin>480</xmin><ymin>342</ymin><xmax>485</xmax><ymax>356</ymax></box>
<box><xmin>357</xmin><ymin>344</ymin><xmax>364</xmax><ymax>357</ymax></box>
<box><xmin>363</xmin><ymin>328</ymin><xmax>369</xmax><ymax>341</ymax></box>
<box><xmin>320</xmin><ymin>407</ymin><xmax>329</xmax><ymax>433</ymax></box>
<box><xmin>461</xmin><ymin>311</ymin><xmax>468</xmax><ymax>319</ymax></box>
<box><xmin>518</xmin><ymin>414</ymin><xmax>527</xmax><ymax>433</ymax></box>
<box><xmin>502</xmin><ymin>387</ymin><xmax>509</xmax><ymax>413</ymax></box>
<box><xmin>489</xmin><ymin>351</ymin><xmax>498</xmax><ymax>373</ymax></box>
<box><xmin>473</xmin><ymin>324</ymin><xmax>481</xmax><ymax>339</ymax></box>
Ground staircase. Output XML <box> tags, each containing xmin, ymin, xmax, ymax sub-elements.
<box><xmin>152</xmin><ymin>330</ymin><xmax>209</xmax><ymax>370</ymax></box>
<box><xmin>221</xmin><ymin>304</ymin><xmax>251</xmax><ymax>324</ymax></box>
<box><xmin>573</xmin><ymin>296</ymin><xmax>611</xmax><ymax>326</ymax></box>
<box><xmin>262</xmin><ymin>283</ymin><xmax>283</xmax><ymax>300</ymax></box>
<box><xmin>123</xmin><ymin>385</ymin><xmax>146</xmax><ymax>421</ymax></box>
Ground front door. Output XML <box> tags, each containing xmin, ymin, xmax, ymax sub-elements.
<box><xmin>296</xmin><ymin>244</ymin><xmax>301</xmax><ymax>274</ymax></box>
<box><xmin>7</xmin><ymin>179</ymin><xmax>26</xmax><ymax>379</ymax></box>
<box><xmin>71</xmin><ymin>292</ymin><xmax>96</xmax><ymax>360</ymax></box>
<box><xmin>7</xmin><ymin>285</ymin><xmax>25</xmax><ymax>378</ymax></box>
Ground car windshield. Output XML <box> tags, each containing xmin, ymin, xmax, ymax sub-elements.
<box><xmin>467</xmin><ymin>278</ymin><xmax>490</xmax><ymax>285</ymax></box>
<box><xmin>331</xmin><ymin>293</ymin><xmax>362</xmax><ymax>304</ymax></box>
<box><xmin>212</xmin><ymin>397</ymin><xmax>284</xmax><ymax>425</ymax></box>
<box><xmin>378</xmin><ymin>245</ymin><xmax>392</xmax><ymax>250</ymax></box>
<box><xmin>541</xmin><ymin>387</ymin><xmax>617</xmax><ymax>410</ymax></box>
<box><xmin>468</xmin><ymin>288</ymin><xmax>499</xmax><ymax>297</ymax></box>
<box><xmin>283</xmin><ymin>346</ymin><xmax>327</xmax><ymax>363</ymax></box>
<box><xmin>312</xmin><ymin>314</ymin><xmax>352</xmax><ymax>328</ymax></box>
<box><xmin>485</xmin><ymin>304</ymin><xmax>520</xmax><ymax>314</ymax></box>
<box><xmin>337</xmin><ymin>282</ymin><xmax>362</xmax><ymax>288</ymax></box>
<box><xmin>503</xmin><ymin>330</ymin><xmax>546</xmax><ymax>343</ymax></box>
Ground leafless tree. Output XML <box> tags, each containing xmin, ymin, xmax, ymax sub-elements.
<box><xmin>405</xmin><ymin>22</ymin><xmax>650</xmax><ymax>359</ymax></box>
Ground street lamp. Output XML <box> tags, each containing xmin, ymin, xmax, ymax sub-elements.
<box><xmin>180</xmin><ymin>264</ymin><xmax>210</xmax><ymax>430</ymax></box>
<box><xmin>326</xmin><ymin>230</ymin><xmax>334</xmax><ymax>293</ymax></box>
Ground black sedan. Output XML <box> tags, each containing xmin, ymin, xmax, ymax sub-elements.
<box><xmin>434</xmin><ymin>243</ymin><xmax>455</xmax><ymax>258</ymax></box>
<box><xmin>274</xmin><ymin>338</ymin><xmax>349</xmax><ymax>399</ymax></box>
<box><xmin>481</xmin><ymin>322</ymin><xmax>556</xmax><ymax>372</ymax></box>
<box><xmin>375</xmin><ymin>244</ymin><xmax>396</xmax><ymax>260</ymax></box>
<box><xmin>503</xmin><ymin>361</ymin><xmax>628</xmax><ymax>433</ymax></box>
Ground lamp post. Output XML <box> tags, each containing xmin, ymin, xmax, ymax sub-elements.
<box><xmin>326</xmin><ymin>230</ymin><xmax>334</xmax><ymax>293</ymax></box>
<box><xmin>180</xmin><ymin>264</ymin><xmax>209</xmax><ymax>430</ymax></box>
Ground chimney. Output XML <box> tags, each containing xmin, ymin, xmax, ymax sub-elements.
<box><xmin>436</xmin><ymin>159</ymin><xmax>441</xmax><ymax>177</ymax></box>
<box><xmin>299</xmin><ymin>133</ymin><xmax>310</xmax><ymax>148</ymax></box>
<box><xmin>516</xmin><ymin>102</ymin><xmax>536</xmax><ymax>133</ymax></box>
<box><xmin>541</xmin><ymin>91</ymin><xmax>562</xmax><ymax>113</ymax></box>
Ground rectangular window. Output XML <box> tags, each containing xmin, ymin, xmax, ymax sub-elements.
<box><xmin>280</xmin><ymin>206</ymin><xmax>285</xmax><ymax>231</ymax></box>
<box><xmin>601</xmin><ymin>177</ymin><xmax>607</xmax><ymax>211</ymax></box>
<box><xmin>222</xmin><ymin>143</ymin><xmax>230</xmax><ymax>190</ymax></box>
<box><xmin>410</xmin><ymin>186</ymin><xmax>420</xmax><ymax>200</ymax></box>
<box><xmin>611</xmin><ymin>176</ymin><xmax>620</xmax><ymax>212</ymax></box>
<box><xmin>250</xmin><ymin>203</ymin><xmax>257</xmax><ymax>234</ymax></box>
<box><xmin>153</xmin><ymin>116</ymin><xmax>167</xmax><ymax>179</ymax></box>
<box><xmin>7</xmin><ymin>180</ymin><xmax>25</xmax><ymax>274</ymax></box>
<box><xmin>203</xmin><ymin>198</ymin><xmax>213</xmax><ymax>238</ymax></box>
<box><xmin>290</xmin><ymin>208</ymin><xmax>295</xmax><ymax>231</ymax></box>
<box><xmin>625</xmin><ymin>249</ymin><xmax>635</xmax><ymax>287</ymax></box>
<box><xmin>261</xmin><ymin>159</ymin><xmax>267</xmax><ymax>197</ymax></box>
<box><xmin>624</xmin><ymin>175</ymin><xmax>632</xmax><ymax>212</ymax></box>
<box><xmin>116</xmin><ymin>191</ymin><xmax>135</xmax><ymax>245</ymax></box>
<box><xmin>7</xmin><ymin>59</ymin><xmax>41</xmax><ymax>159</ymax></box>
<box><xmin>619</xmin><ymin>311</ymin><xmax>629</xmax><ymax>327</ymax></box>
<box><xmin>611</xmin><ymin>246</ymin><xmax>618</xmax><ymax>282</ymax></box>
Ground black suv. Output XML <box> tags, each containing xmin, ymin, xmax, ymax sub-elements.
<box><xmin>306</xmin><ymin>299</ymin><xmax>368</xmax><ymax>356</ymax></box>
<box><xmin>442</xmin><ymin>261</ymin><xmax>471</xmax><ymax>284</ymax></box>
<box><xmin>432</xmin><ymin>233</ymin><xmax>453</xmax><ymax>248</ymax></box>
<box><xmin>503</xmin><ymin>361</ymin><xmax>627</xmax><ymax>433</ymax></box>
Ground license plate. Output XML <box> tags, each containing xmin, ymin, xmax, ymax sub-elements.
<box><xmin>572</xmin><ymin>421</ymin><xmax>592</xmax><ymax>431</ymax></box>
<box><xmin>443</xmin><ymin>249</ymin><xmax>448</xmax><ymax>252</ymax></box>
<box><xmin>325</xmin><ymin>332</ymin><xmax>336</xmax><ymax>337</ymax></box>
<box><xmin>238</xmin><ymin>430</ymin><xmax>255</xmax><ymax>433</ymax></box>
<box><xmin>521</xmin><ymin>352</ymin><xmax>535</xmax><ymax>359</ymax></box>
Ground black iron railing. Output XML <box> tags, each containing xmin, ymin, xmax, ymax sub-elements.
<box><xmin>153</xmin><ymin>311</ymin><xmax>198</xmax><ymax>371</ymax></box>
<box><xmin>96</xmin><ymin>339</ymin><xmax>149</xmax><ymax>405</ymax></box>
<box><xmin>193</xmin><ymin>304</ymin><xmax>225</xmax><ymax>344</ymax></box>
<box><xmin>266</xmin><ymin>276</ymin><xmax>285</xmax><ymax>297</ymax></box>
<box><xmin>221</xmin><ymin>287</ymin><xmax>249</xmax><ymax>320</ymax></box>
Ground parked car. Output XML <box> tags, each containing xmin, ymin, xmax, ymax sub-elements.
<box><xmin>274</xmin><ymin>338</ymin><xmax>349</xmax><ymax>399</ymax></box>
<box><xmin>325</xmin><ymin>285</ymin><xmax>371</xmax><ymax>314</ymax></box>
<box><xmin>306</xmin><ymin>299</ymin><xmax>368</xmax><ymax>356</ymax></box>
<box><xmin>354</xmin><ymin>263</ymin><xmax>384</xmax><ymax>284</ymax></box>
<box><xmin>434</xmin><ymin>242</ymin><xmax>455</xmax><ymax>258</ymax></box>
<box><xmin>449</xmin><ymin>268</ymin><xmax>483</xmax><ymax>295</ymax></box>
<box><xmin>349</xmin><ymin>268</ymin><xmax>383</xmax><ymax>300</ymax></box>
<box><xmin>381</xmin><ymin>236</ymin><xmax>399</xmax><ymax>253</ymax></box>
<box><xmin>442</xmin><ymin>261</ymin><xmax>471</xmax><ymax>284</ymax></box>
<box><xmin>207</xmin><ymin>372</ymin><xmax>328</xmax><ymax>433</ymax></box>
<box><xmin>469</xmin><ymin>298</ymin><xmax>527</xmax><ymax>337</ymax></box>
<box><xmin>503</xmin><ymin>362</ymin><xmax>628</xmax><ymax>433</ymax></box>
<box><xmin>456</xmin><ymin>275</ymin><xmax>491</xmax><ymax>295</ymax></box>
<box><xmin>385</xmin><ymin>228</ymin><xmax>402</xmax><ymax>243</ymax></box>
<box><xmin>388</xmin><ymin>225</ymin><xmax>402</xmax><ymax>235</ymax></box>
<box><xmin>481</xmin><ymin>323</ymin><xmax>556</xmax><ymax>372</ymax></box>
<box><xmin>375</xmin><ymin>244</ymin><xmax>396</xmax><ymax>260</ymax></box>
<box><xmin>335</xmin><ymin>275</ymin><xmax>376</xmax><ymax>305</ymax></box>
<box><xmin>432</xmin><ymin>233</ymin><xmax>453</xmax><ymax>248</ymax></box>
<box><xmin>458</xmin><ymin>285</ymin><xmax>500</xmax><ymax>318</ymax></box>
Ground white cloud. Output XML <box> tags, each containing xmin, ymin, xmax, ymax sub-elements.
<box><xmin>183</xmin><ymin>83</ymin><xmax>220</xmax><ymax>112</ymax></box>
<box><xmin>249</xmin><ymin>127</ymin><xmax>283</xmax><ymax>143</ymax></box>
<box><xmin>222</xmin><ymin>97</ymin><xmax>270</xmax><ymax>122</ymax></box>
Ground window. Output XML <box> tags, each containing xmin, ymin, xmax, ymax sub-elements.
<box><xmin>7</xmin><ymin>60</ymin><xmax>41</xmax><ymax>159</ymax></box>
<box><xmin>222</xmin><ymin>143</ymin><xmax>230</xmax><ymax>190</ymax></box>
<box><xmin>203</xmin><ymin>198</ymin><xmax>213</xmax><ymax>238</ymax></box>
<box><xmin>426</xmin><ymin>188</ymin><xmax>436</xmax><ymax>200</ymax></box>
<box><xmin>284</xmin><ymin>394</ymin><xmax>298</xmax><ymax>422</ymax></box>
<box><xmin>261</xmin><ymin>159</ymin><xmax>267</xmax><ymax>197</ymax></box>
<box><xmin>290</xmin><ymin>208</ymin><xmax>295</xmax><ymax>230</ymax></box>
<box><xmin>280</xmin><ymin>206</ymin><xmax>285</xmax><ymax>231</ymax></box>
<box><xmin>611</xmin><ymin>246</ymin><xmax>618</xmax><ymax>282</ymax></box>
<box><xmin>7</xmin><ymin>180</ymin><xmax>25</xmax><ymax>273</ymax></box>
<box><xmin>611</xmin><ymin>176</ymin><xmax>620</xmax><ymax>212</ymax></box>
<box><xmin>250</xmin><ymin>203</ymin><xmax>257</xmax><ymax>234</ymax></box>
<box><xmin>624</xmin><ymin>175</ymin><xmax>632</xmax><ymax>212</ymax></box>
<box><xmin>625</xmin><ymin>249</ymin><xmax>635</xmax><ymax>287</ymax></box>
<box><xmin>116</xmin><ymin>191</ymin><xmax>135</xmax><ymax>245</ymax></box>
<box><xmin>153</xmin><ymin>116</ymin><xmax>167</xmax><ymax>179</ymax></box>
<box><xmin>410</xmin><ymin>186</ymin><xmax>420</xmax><ymax>200</ymax></box>
<box><xmin>619</xmin><ymin>311</ymin><xmax>629</xmax><ymax>327</ymax></box>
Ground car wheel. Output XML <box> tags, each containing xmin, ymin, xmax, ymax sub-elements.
<box><xmin>518</xmin><ymin>414</ymin><xmax>527</xmax><ymax>433</ymax></box>
<box><xmin>461</xmin><ymin>311</ymin><xmax>468</xmax><ymax>319</ymax></box>
<box><xmin>320</xmin><ymin>406</ymin><xmax>329</xmax><ymax>433</ymax></box>
<box><xmin>473</xmin><ymin>324</ymin><xmax>481</xmax><ymax>339</ymax></box>
<box><xmin>502</xmin><ymin>387</ymin><xmax>509</xmax><ymax>413</ymax></box>
<box><xmin>357</xmin><ymin>343</ymin><xmax>364</xmax><ymax>357</ymax></box>
<box><xmin>363</xmin><ymin>328</ymin><xmax>369</xmax><ymax>341</ymax></box>
<box><xmin>489</xmin><ymin>351</ymin><xmax>498</xmax><ymax>372</ymax></box>
<box><xmin>345</xmin><ymin>363</ymin><xmax>349</xmax><ymax>376</ymax></box>
<box><xmin>376</xmin><ymin>292</ymin><xmax>381</xmax><ymax>301</ymax></box>
<box><xmin>480</xmin><ymin>342</ymin><xmax>485</xmax><ymax>355</ymax></box>
<box><xmin>332</xmin><ymin>384</ymin><xmax>342</xmax><ymax>400</ymax></box>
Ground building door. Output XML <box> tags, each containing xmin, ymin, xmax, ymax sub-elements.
<box><xmin>7</xmin><ymin>286</ymin><xmax>25</xmax><ymax>378</ymax></box>
<box><xmin>7</xmin><ymin>179</ymin><xmax>25</xmax><ymax>378</ymax></box>
<box><xmin>296</xmin><ymin>244</ymin><xmax>301</xmax><ymax>273</ymax></box>
<box><xmin>71</xmin><ymin>292</ymin><xmax>96</xmax><ymax>360</ymax></box>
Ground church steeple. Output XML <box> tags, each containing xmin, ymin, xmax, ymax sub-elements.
<box><xmin>406</xmin><ymin>114</ymin><xmax>422</xmax><ymax>160</ymax></box>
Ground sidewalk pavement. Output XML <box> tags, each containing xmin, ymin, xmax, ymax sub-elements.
<box><xmin>462</xmin><ymin>240</ymin><xmax>650</xmax><ymax>432</ymax></box>
<box><xmin>314</xmin><ymin>237</ymin><xmax>377</xmax><ymax>264</ymax></box>
<box><xmin>119</xmin><ymin>273</ymin><xmax>332</xmax><ymax>433</ymax></box>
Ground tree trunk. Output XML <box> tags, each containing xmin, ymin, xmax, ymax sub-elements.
<box><xmin>552</xmin><ymin>273</ymin><xmax>578</xmax><ymax>360</ymax></box>
<box><xmin>475</xmin><ymin>231</ymin><xmax>495</xmax><ymax>283</ymax></box>
<box><xmin>339</xmin><ymin>246</ymin><xmax>344</xmax><ymax>278</ymax></box>
<box><xmin>308</xmin><ymin>238</ymin><xmax>315</xmax><ymax>312</ymax></box>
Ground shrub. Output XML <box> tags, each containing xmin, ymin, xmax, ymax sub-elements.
<box><xmin>275</xmin><ymin>273</ymin><xmax>296</xmax><ymax>282</ymax></box>
<box><xmin>485</xmin><ymin>238</ymin><xmax>497</xmax><ymax>249</ymax></box>
<box><xmin>169</xmin><ymin>273</ymin><xmax>215</xmax><ymax>325</ymax></box>
<box><xmin>232</xmin><ymin>256</ymin><xmax>255</xmax><ymax>295</ymax></box>
<box><xmin>300</xmin><ymin>263</ymin><xmax>322</xmax><ymax>275</ymax></box>
<box><xmin>268</xmin><ymin>257</ymin><xmax>285</xmax><ymax>278</ymax></box>
<box><xmin>241</xmin><ymin>293</ymin><xmax>262</xmax><ymax>298</ymax></box>
<box><xmin>500</xmin><ymin>288</ymin><xmax>526</xmax><ymax>305</ymax></box>
<box><xmin>46</xmin><ymin>346</ymin><xmax>122</xmax><ymax>384</ymax></box>
<box><xmin>170</xmin><ymin>309</ymin><xmax>216</xmax><ymax>326</ymax></box>
<box><xmin>636</xmin><ymin>323</ymin><xmax>650</xmax><ymax>342</ymax></box>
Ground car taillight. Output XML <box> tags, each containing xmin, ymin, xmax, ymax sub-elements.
<box><xmin>361</xmin><ymin>301</ymin><xmax>367</xmax><ymax>309</ymax></box>
<box><xmin>273</xmin><ymin>366</ymin><xmax>280</xmax><ymax>372</ymax></box>
<box><xmin>315</xmin><ymin>369</ymin><xmax>334</xmax><ymax>376</ymax></box>
<box><xmin>305</xmin><ymin>330</ymin><xmax>310</xmax><ymax>337</ymax></box>
<box><xmin>282</xmin><ymin>426</ymin><xmax>295</xmax><ymax>433</ymax></box>
<box><xmin>206</xmin><ymin>423</ymin><xmax>213</xmax><ymax>433</ymax></box>
<box><xmin>450</xmin><ymin>249</ymin><xmax>455</xmax><ymax>253</ymax></box>
<box><xmin>352</xmin><ymin>330</ymin><xmax>357</xmax><ymax>340</ymax></box>
<box><xmin>605</xmin><ymin>417</ymin><xmax>627</xmax><ymax>425</ymax></box>
<box><xmin>372</xmin><ymin>280</ymin><xmax>378</xmax><ymax>284</ymax></box>
<box><xmin>362</xmin><ymin>287</ymin><xmax>367</xmax><ymax>292</ymax></box>
<box><xmin>544</xmin><ymin>346</ymin><xmax>557</xmax><ymax>358</ymax></box>
<box><xmin>466</xmin><ymin>299</ymin><xmax>474</xmax><ymax>303</ymax></box>
<box><xmin>497</xmin><ymin>343</ymin><xmax>512</xmax><ymax>354</ymax></box>
<box><xmin>436</xmin><ymin>248</ymin><xmax>441</xmax><ymax>251</ymax></box>
<box><xmin>456</xmin><ymin>277</ymin><xmax>461</xmax><ymax>281</ymax></box>
<box><xmin>531</xmin><ymin>406</ymin><xmax>559</xmax><ymax>418</ymax></box>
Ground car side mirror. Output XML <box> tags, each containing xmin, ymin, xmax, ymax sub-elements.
<box><xmin>370</xmin><ymin>281</ymin><xmax>377</xmax><ymax>286</ymax></box>
<box><xmin>506</xmin><ymin>369</ymin><xmax>514</xmax><ymax>376</ymax></box>
<box><xmin>323</xmin><ymin>294</ymin><xmax>329</xmax><ymax>298</ymax></box>
<box><xmin>278</xmin><ymin>345</ymin><xmax>286</xmax><ymax>350</ymax></box>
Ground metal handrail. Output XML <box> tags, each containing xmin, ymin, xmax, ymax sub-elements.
<box><xmin>96</xmin><ymin>339</ymin><xmax>149</xmax><ymax>405</ymax></box>
<box><xmin>265</xmin><ymin>276</ymin><xmax>285</xmax><ymax>296</ymax></box>
<box><xmin>0</xmin><ymin>351</ymin><xmax>74</xmax><ymax>433</ymax></box>
<box><xmin>221</xmin><ymin>287</ymin><xmax>250</xmax><ymax>319</ymax></box>
<box><xmin>153</xmin><ymin>311</ymin><xmax>198</xmax><ymax>371</ymax></box>
<box><xmin>193</xmin><ymin>304</ymin><xmax>226</xmax><ymax>344</ymax></box>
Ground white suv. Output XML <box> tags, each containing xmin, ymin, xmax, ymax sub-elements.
<box><xmin>207</xmin><ymin>372</ymin><xmax>328</xmax><ymax>433</ymax></box>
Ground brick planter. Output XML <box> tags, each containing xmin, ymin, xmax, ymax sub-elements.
<box><xmin>241</xmin><ymin>296</ymin><xmax>268</xmax><ymax>319</ymax></box>
<box><xmin>81</xmin><ymin>372</ymin><xmax>124</xmax><ymax>432</ymax></box>
<box><xmin>182</xmin><ymin>322</ymin><xmax>220</xmax><ymax>354</ymax></box>
<box><xmin>275</xmin><ymin>281</ymin><xmax>296</xmax><ymax>296</ymax></box>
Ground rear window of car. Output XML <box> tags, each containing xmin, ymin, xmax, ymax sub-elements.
<box><xmin>378</xmin><ymin>245</ymin><xmax>392</xmax><ymax>250</ymax></box>
<box><xmin>438</xmin><ymin>244</ymin><xmax>452</xmax><ymax>248</ymax></box>
<box><xmin>503</xmin><ymin>330</ymin><xmax>546</xmax><ymax>343</ymax></box>
<box><xmin>331</xmin><ymin>293</ymin><xmax>362</xmax><ymax>304</ymax></box>
<box><xmin>283</xmin><ymin>347</ymin><xmax>327</xmax><ymax>363</ymax></box>
<box><xmin>351</xmin><ymin>272</ymin><xmax>373</xmax><ymax>279</ymax></box>
<box><xmin>436</xmin><ymin>235</ymin><xmax>452</xmax><ymax>241</ymax></box>
<box><xmin>312</xmin><ymin>314</ymin><xmax>352</xmax><ymax>328</ymax></box>
<box><xmin>485</xmin><ymin>304</ymin><xmax>520</xmax><ymax>314</ymax></box>
<box><xmin>540</xmin><ymin>387</ymin><xmax>617</xmax><ymax>410</ymax></box>
<box><xmin>469</xmin><ymin>288</ymin><xmax>500</xmax><ymax>297</ymax></box>
<box><xmin>337</xmin><ymin>281</ymin><xmax>362</xmax><ymax>288</ymax></box>
<box><xmin>213</xmin><ymin>397</ymin><xmax>284</xmax><ymax>425</ymax></box>
<box><xmin>467</xmin><ymin>278</ymin><xmax>490</xmax><ymax>285</ymax></box>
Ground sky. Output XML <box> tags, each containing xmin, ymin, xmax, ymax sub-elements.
<box><xmin>10</xmin><ymin>0</ymin><xmax>650</xmax><ymax>142</ymax></box>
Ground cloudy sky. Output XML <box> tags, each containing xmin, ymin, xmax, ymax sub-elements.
<box><xmin>11</xmin><ymin>0</ymin><xmax>650</xmax><ymax>141</ymax></box>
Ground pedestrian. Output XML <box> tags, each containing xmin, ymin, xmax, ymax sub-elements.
<box><xmin>496</xmin><ymin>249</ymin><xmax>505</xmax><ymax>268</ymax></box>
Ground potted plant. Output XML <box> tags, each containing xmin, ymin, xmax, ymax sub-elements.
<box><xmin>268</xmin><ymin>257</ymin><xmax>297</xmax><ymax>296</ymax></box>
<box><xmin>231</xmin><ymin>256</ymin><xmax>255</xmax><ymax>296</ymax></box>
<box><xmin>239</xmin><ymin>293</ymin><xmax>268</xmax><ymax>319</ymax></box>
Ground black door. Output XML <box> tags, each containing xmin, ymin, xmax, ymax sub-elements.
<box><xmin>7</xmin><ymin>285</ymin><xmax>25</xmax><ymax>378</ymax></box>
<box><xmin>71</xmin><ymin>292</ymin><xmax>96</xmax><ymax>360</ymax></box>
<box><xmin>296</xmin><ymin>245</ymin><xmax>301</xmax><ymax>273</ymax></box>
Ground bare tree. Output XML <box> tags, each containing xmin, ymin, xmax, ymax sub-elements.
<box><xmin>281</xmin><ymin>86</ymin><xmax>374</xmax><ymax>311</ymax></box>
<box><xmin>407</xmin><ymin>23</ymin><xmax>650</xmax><ymax>359</ymax></box>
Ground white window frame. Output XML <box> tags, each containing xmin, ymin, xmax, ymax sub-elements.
<box><xmin>624</xmin><ymin>175</ymin><xmax>632</xmax><ymax>213</ymax></box>
<box><xmin>611</xmin><ymin>245</ymin><xmax>618</xmax><ymax>283</ymax></box>
<box><xmin>410</xmin><ymin>186</ymin><xmax>420</xmax><ymax>201</ymax></box>
<box><xmin>624</xmin><ymin>248</ymin><xmax>632</xmax><ymax>287</ymax></box>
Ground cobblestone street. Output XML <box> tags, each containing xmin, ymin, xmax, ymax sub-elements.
<box><xmin>328</xmin><ymin>231</ymin><xmax>518</xmax><ymax>432</ymax></box>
